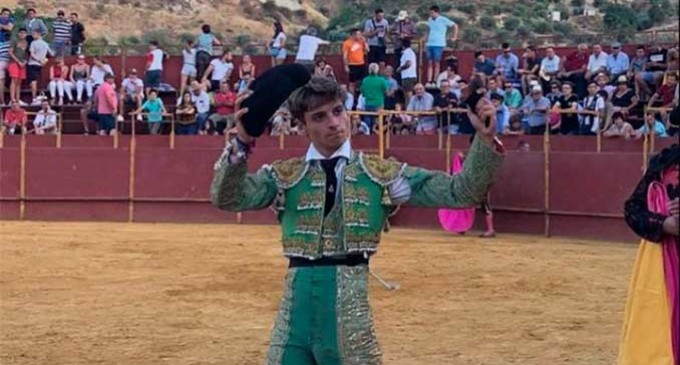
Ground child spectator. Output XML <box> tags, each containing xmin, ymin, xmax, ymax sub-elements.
<box><xmin>8</xmin><ymin>27</ymin><xmax>28</xmax><ymax>105</ymax></box>
<box><xmin>134</xmin><ymin>89</ymin><xmax>166</xmax><ymax>135</ymax></box>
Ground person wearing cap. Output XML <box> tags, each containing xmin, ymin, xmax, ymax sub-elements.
<box><xmin>119</xmin><ymin>68</ymin><xmax>145</xmax><ymax>122</ymax></box>
<box><xmin>211</xmin><ymin>74</ymin><xmax>504</xmax><ymax>365</ymax></box>
<box><xmin>294</xmin><ymin>27</ymin><xmax>330</xmax><ymax>73</ymax></box>
<box><xmin>585</xmin><ymin>43</ymin><xmax>608</xmax><ymax>80</ymax></box>
<box><xmin>95</xmin><ymin>72</ymin><xmax>118</xmax><ymax>135</ymax></box>
<box><xmin>69</xmin><ymin>54</ymin><xmax>93</xmax><ymax>103</ymax></box>
<box><xmin>606</xmin><ymin>42</ymin><xmax>629</xmax><ymax>81</ymax></box>
<box><xmin>390</xmin><ymin>10</ymin><xmax>416</xmax><ymax>82</ymax></box>
<box><xmin>52</xmin><ymin>10</ymin><xmax>71</xmax><ymax>57</ymax></box>
<box><xmin>611</xmin><ymin>75</ymin><xmax>638</xmax><ymax>116</ymax></box>
<box><xmin>495</xmin><ymin>43</ymin><xmax>520</xmax><ymax>82</ymax></box>
<box><xmin>520</xmin><ymin>85</ymin><xmax>551</xmax><ymax>135</ymax></box>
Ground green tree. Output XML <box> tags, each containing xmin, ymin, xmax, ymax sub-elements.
<box><xmin>571</xmin><ymin>0</ymin><xmax>585</xmax><ymax>6</ymax></box>
<box><xmin>462</xmin><ymin>27</ymin><xmax>483</xmax><ymax>44</ymax></box>
<box><xmin>602</xmin><ymin>4</ymin><xmax>637</xmax><ymax>32</ymax></box>
<box><xmin>516</xmin><ymin>25</ymin><xmax>532</xmax><ymax>38</ymax></box>
<box><xmin>480</xmin><ymin>15</ymin><xmax>497</xmax><ymax>29</ymax></box>
<box><xmin>504</xmin><ymin>17</ymin><xmax>521</xmax><ymax>31</ymax></box>
<box><xmin>647</xmin><ymin>4</ymin><xmax>666</xmax><ymax>24</ymax></box>
<box><xmin>531</xmin><ymin>20</ymin><xmax>553</xmax><ymax>34</ymax></box>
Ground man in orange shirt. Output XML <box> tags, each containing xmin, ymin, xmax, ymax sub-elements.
<box><xmin>3</xmin><ymin>100</ymin><xmax>28</xmax><ymax>135</ymax></box>
<box><xmin>342</xmin><ymin>28</ymin><xmax>368</xmax><ymax>88</ymax></box>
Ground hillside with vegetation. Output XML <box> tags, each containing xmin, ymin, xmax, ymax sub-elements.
<box><xmin>3</xmin><ymin>0</ymin><xmax>678</xmax><ymax>54</ymax></box>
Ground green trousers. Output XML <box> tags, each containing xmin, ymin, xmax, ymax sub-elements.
<box><xmin>265</xmin><ymin>264</ymin><xmax>382</xmax><ymax>365</ymax></box>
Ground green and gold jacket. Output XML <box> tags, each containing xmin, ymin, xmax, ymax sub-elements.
<box><xmin>211</xmin><ymin>137</ymin><xmax>504</xmax><ymax>259</ymax></box>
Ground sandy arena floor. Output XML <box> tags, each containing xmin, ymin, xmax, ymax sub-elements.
<box><xmin>0</xmin><ymin>222</ymin><xmax>637</xmax><ymax>365</ymax></box>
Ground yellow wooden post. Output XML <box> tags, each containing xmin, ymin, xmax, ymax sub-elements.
<box><xmin>378</xmin><ymin>112</ymin><xmax>385</xmax><ymax>158</ymax></box>
<box><xmin>170</xmin><ymin>114</ymin><xmax>176</xmax><ymax>150</ymax></box>
<box><xmin>56</xmin><ymin>113</ymin><xmax>63</xmax><ymax>148</ymax></box>
<box><xmin>128</xmin><ymin>136</ymin><xmax>136</xmax><ymax>223</ymax></box>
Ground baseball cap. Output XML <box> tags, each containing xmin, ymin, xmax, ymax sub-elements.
<box><xmin>617</xmin><ymin>75</ymin><xmax>628</xmax><ymax>83</ymax></box>
<box><xmin>611</xmin><ymin>41</ymin><xmax>621</xmax><ymax>49</ymax></box>
<box><xmin>397</xmin><ymin>10</ymin><xmax>408</xmax><ymax>21</ymax></box>
<box><xmin>531</xmin><ymin>85</ymin><xmax>543</xmax><ymax>93</ymax></box>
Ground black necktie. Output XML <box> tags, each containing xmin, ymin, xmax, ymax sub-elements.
<box><xmin>319</xmin><ymin>157</ymin><xmax>342</xmax><ymax>216</ymax></box>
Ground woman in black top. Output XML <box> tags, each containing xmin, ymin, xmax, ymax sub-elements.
<box><xmin>552</xmin><ymin>82</ymin><xmax>580</xmax><ymax>135</ymax></box>
<box><xmin>611</xmin><ymin>76</ymin><xmax>638</xmax><ymax>116</ymax></box>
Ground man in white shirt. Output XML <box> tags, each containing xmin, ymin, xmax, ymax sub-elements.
<box><xmin>91</xmin><ymin>56</ymin><xmax>114</xmax><ymax>88</ymax></box>
<box><xmin>33</xmin><ymin>99</ymin><xmax>58</xmax><ymax>134</ymax></box>
<box><xmin>145</xmin><ymin>40</ymin><xmax>165</xmax><ymax>95</ymax></box>
<box><xmin>585</xmin><ymin>43</ymin><xmax>608</xmax><ymax>80</ymax></box>
<box><xmin>119</xmin><ymin>69</ymin><xmax>145</xmax><ymax>122</ymax></box>
<box><xmin>295</xmin><ymin>27</ymin><xmax>330</xmax><ymax>73</ymax></box>
<box><xmin>202</xmin><ymin>50</ymin><xmax>234</xmax><ymax>91</ymax></box>
<box><xmin>396</xmin><ymin>38</ymin><xmax>417</xmax><ymax>103</ymax></box>
<box><xmin>190</xmin><ymin>80</ymin><xmax>211</xmax><ymax>134</ymax></box>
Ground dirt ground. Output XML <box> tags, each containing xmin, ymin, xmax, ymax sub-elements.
<box><xmin>0</xmin><ymin>222</ymin><xmax>637</xmax><ymax>365</ymax></box>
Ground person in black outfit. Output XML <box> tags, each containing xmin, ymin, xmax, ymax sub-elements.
<box><xmin>433</xmin><ymin>80</ymin><xmax>460</xmax><ymax>134</ymax></box>
<box><xmin>553</xmin><ymin>82</ymin><xmax>580</xmax><ymax>135</ymax></box>
<box><xmin>70</xmin><ymin>12</ymin><xmax>85</xmax><ymax>56</ymax></box>
<box><xmin>611</xmin><ymin>75</ymin><xmax>638</xmax><ymax>118</ymax></box>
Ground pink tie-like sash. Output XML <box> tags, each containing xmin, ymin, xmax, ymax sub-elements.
<box><xmin>438</xmin><ymin>153</ymin><xmax>476</xmax><ymax>233</ymax></box>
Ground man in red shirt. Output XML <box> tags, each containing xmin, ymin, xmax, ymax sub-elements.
<box><xmin>648</xmin><ymin>72</ymin><xmax>678</xmax><ymax>108</ymax></box>
<box><xmin>558</xmin><ymin>43</ymin><xmax>589</xmax><ymax>98</ymax></box>
<box><xmin>3</xmin><ymin>100</ymin><xmax>28</xmax><ymax>135</ymax></box>
<box><xmin>208</xmin><ymin>81</ymin><xmax>237</xmax><ymax>135</ymax></box>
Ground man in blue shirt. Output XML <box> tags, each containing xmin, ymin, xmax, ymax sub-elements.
<box><xmin>474</xmin><ymin>51</ymin><xmax>496</xmax><ymax>77</ymax></box>
<box><xmin>521</xmin><ymin>85</ymin><xmax>550</xmax><ymax>135</ymax></box>
<box><xmin>495</xmin><ymin>43</ymin><xmax>520</xmax><ymax>82</ymax></box>
<box><xmin>606</xmin><ymin>41</ymin><xmax>630</xmax><ymax>80</ymax></box>
<box><xmin>490</xmin><ymin>93</ymin><xmax>510</xmax><ymax>135</ymax></box>
<box><xmin>425</xmin><ymin>5</ymin><xmax>458</xmax><ymax>87</ymax></box>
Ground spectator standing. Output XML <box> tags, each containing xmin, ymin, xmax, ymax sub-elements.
<box><xmin>606</xmin><ymin>42</ymin><xmax>629</xmax><ymax>80</ymax></box>
<box><xmin>520</xmin><ymin>85</ymin><xmax>550</xmax><ymax>135</ymax></box>
<box><xmin>195</xmin><ymin>24</ymin><xmax>221</xmax><ymax>81</ymax></box>
<box><xmin>585</xmin><ymin>44</ymin><xmax>608</xmax><ymax>80</ymax></box>
<box><xmin>425</xmin><ymin>5</ymin><xmax>458</xmax><ymax>87</ymax></box>
<box><xmin>90</xmin><ymin>56</ymin><xmax>113</xmax><ymax>88</ymax></box>
<box><xmin>8</xmin><ymin>28</ymin><xmax>28</xmax><ymax>105</ymax></box>
<box><xmin>208</xmin><ymin>81</ymin><xmax>237</xmax><ymax>135</ymax></box>
<box><xmin>189</xmin><ymin>80</ymin><xmax>210</xmax><ymax>134</ymax></box>
<box><xmin>179</xmin><ymin>39</ymin><xmax>197</xmax><ymax>98</ymax></box>
<box><xmin>382</xmin><ymin>66</ymin><xmax>399</xmax><ymax>110</ymax></box>
<box><xmin>69</xmin><ymin>13</ymin><xmax>85</xmax><ymax>55</ymax></box>
<box><xmin>69</xmin><ymin>54</ymin><xmax>92</xmax><ymax>103</ymax></box>
<box><xmin>33</xmin><ymin>99</ymin><xmax>58</xmax><ymax>135</ymax></box>
<box><xmin>145</xmin><ymin>41</ymin><xmax>165</xmax><ymax>95</ymax></box>
<box><xmin>390</xmin><ymin>10</ymin><xmax>417</xmax><ymax>82</ymax></box>
<box><xmin>48</xmin><ymin>57</ymin><xmax>73</xmax><ymax>105</ymax></box>
<box><xmin>118</xmin><ymin>69</ymin><xmax>145</xmax><ymax>122</ymax></box>
<box><xmin>342</xmin><ymin>29</ymin><xmax>368</xmax><ymax>89</ymax></box>
<box><xmin>363</xmin><ymin>8</ymin><xmax>389</xmax><ymax>70</ymax></box>
<box><xmin>95</xmin><ymin>73</ymin><xmax>118</xmax><ymax>135</ymax></box>
<box><xmin>175</xmin><ymin>92</ymin><xmax>197</xmax><ymax>135</ymax></box>
<box><xmin>396</xmin><ymin>38</ymin><xmax>417</xmax><ymax>103</ymax></box>
<box><xmin>434</xmin><ymin>80</ymin><xmax>460</xmax><ymax>134</ymax></box>
<box><xmin>134</xmin><ymin>89</ymin><xmax>166</xmax><ymax>135</ymax></box>
<box><xmin>0</xmin><ymin>8</ymin><xmax>14</xmax><ymax>106</ymax></box>
<box><xmin>267</xmin><ymin>21</ymin><xmax>287</xmax><ymax>67</ymax></box>
<box><xmin>603</xmin><ymin>112</ymin><xmax>634</xmax><ymax>139</ymax></box>
<box><xmin>359</xmin><ymin>63</ymin><xmax>388</xmax><ymax>132</ymax></box>
<box><xmin>636</xmin><ymin>43</ymin><xmax>668</xmax><ymax>99</ymax></box>
<box><xmin>294</xmin><ymin>27</ymin><xmax>329</xmax><ymax>73</ymax></box>
<box><xmin>407</xmin><ymin>83</ymin><xmax>436</xmax><ymax>134</ymax></box>
<box><xmin>558</xmin><ymin>43</ymin><xmax>588</xmax><ymax>98</ymax></box>
<box><xmin>202</xmin><ymin>50</ymin><xmax>234</xmax><ymax>92</ymax></box>
<box><xmin>581</xmin><ymin>82</ymin><xmax>606</xmax><ymax>135</ymax></box>
<box><xmin>495</xmin><ymin>43</ymin><xmax>520</xmax><ymax>82</ymax></box>
<box><xmin>51</xmin><ymin>10</ymin><xmax>71</xmax><ymax>57</ymax></box>
<box><xmin>519</xmin><ymin>46</ymin><xmax>540</xmax><ymax>95</ymax></box>
<box><xmin>27</xmin><ymin>29</ymin><xmax>53</xmax><ymax>105</ymax></box>
<box><xmin>2</xmin><ymin>100</ymin><xmax>27</xmax><ymax>134</ymax></box>
<box><xmin>539</xmin><ymin>47</ymin><xmax>560</xmax><ymax>90</ymax></box>
<box><xmin>551</xmin><ymin>82</ymin><xmax>580</xmax><ymax>135</ymax></box>
<box><xmin>80</xmin><ymin>98</ymin><xmax>97</xmax><ymax>135</ymax></box>
<box><xmin>24</xmin><ymin>8</ymin><xmax>47</xmax><ymax>44</ymax></box>
<box><xmin>474</xmin><ymin>51</ymin><xmax>496</xmax><ymax>77</ymax></box>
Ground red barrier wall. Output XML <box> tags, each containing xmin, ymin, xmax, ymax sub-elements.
<box><xmin>1</xmin><ymin>134</ymin><xmax>663</xmax><ymax>243</ymax></box>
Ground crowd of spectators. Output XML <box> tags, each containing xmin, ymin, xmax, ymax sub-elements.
<box><xmin>1</xmin><ymin>5</ymin><xmax>678</xmax><ymax>139</ymax></box>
